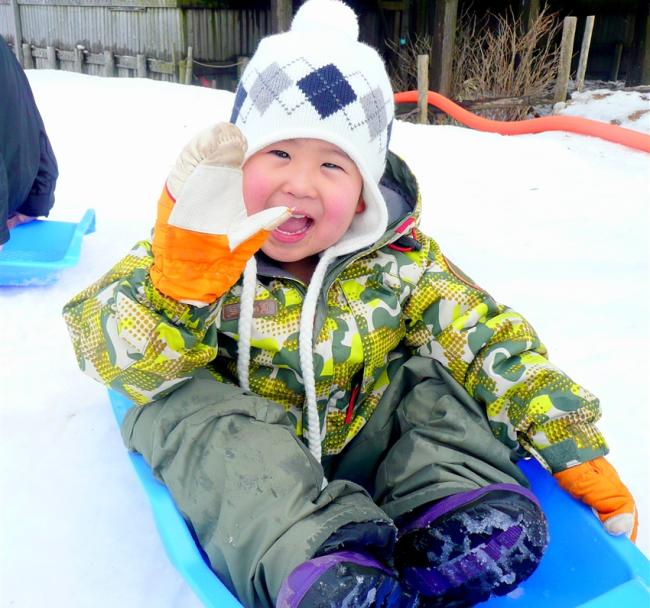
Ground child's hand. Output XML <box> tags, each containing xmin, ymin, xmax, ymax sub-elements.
<box><xmin>7</xmin><ymin>213</ymin><xmax>35</xmax><ymax>230</ymax></box>
<box><xmin>150</xmin><ymin>123</ymin><xmax>290</xmax><ymax>304</ymax></box>
<box><xmin>554</xmin><ymin>457</ymin><xmax>638</xmax><ymax>542</ymax></box>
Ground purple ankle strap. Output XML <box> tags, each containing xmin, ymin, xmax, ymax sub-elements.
<box><xmin>276</xmin><ymin>550</ymin><xmax>392</xmax><ymax>607</ymax></box>
<box><xmin>399</xmin><ymin>483</ymin><xmax>540</xmax><ymax>535</ymax></box>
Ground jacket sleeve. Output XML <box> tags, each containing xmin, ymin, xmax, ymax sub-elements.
<box><xmin>16</xmin><ymin>129</ymin><xmax>58</xmax><ymax>219</ymax></box>
<box><xmin>62</xmin><ymin>240</ymin><xmax>224</xmax><ymax>405</ymax></box>
<box><xmin>403</xmin><ymin>230</ymin><xmax>608</xmax><ymax>473</ymax></box>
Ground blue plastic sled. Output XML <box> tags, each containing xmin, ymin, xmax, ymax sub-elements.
<box><xmin>108</xmin><ymin>389</ymin><xmax>650</xmax><ymax>607</ymax></box>
<box><xmin>0</xmin><ymin>209</ymin><xmax>96</xmax><ymax>286</ymax></box>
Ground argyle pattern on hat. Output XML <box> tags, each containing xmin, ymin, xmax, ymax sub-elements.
<box><xmin>297</xmin><ymin>64</ymin><xmax>357</xmax><ymax>118</ymax></box>
<box><xmin>230</xmin><ymin>57</ymin><xmax>392</xmax><ymax>152</ymax></box>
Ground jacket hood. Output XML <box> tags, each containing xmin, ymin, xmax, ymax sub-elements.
<box><xmin>379</xmin><ymin>151</ymin><xmax>421</xmax><ymax>238</ymax></box>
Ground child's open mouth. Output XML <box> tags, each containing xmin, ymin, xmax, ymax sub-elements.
<box><xmin>273</xmin><ymin>214</ymin><xmax>314</xmax><ymax>242</ymax></box>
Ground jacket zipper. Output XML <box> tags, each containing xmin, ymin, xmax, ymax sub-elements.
<box><xmin>345</xmin><ymin>382</ymin><xmax>361</xmax><ymax>424</ymax></box>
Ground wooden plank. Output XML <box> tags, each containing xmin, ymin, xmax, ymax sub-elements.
<box><xmin>23</xmin><ymin>44</ymin><xmax>173</xmax><ymax>77</ymax></box>
<box><xmin>417</xmin><ymin>54</ymin><xmax>429</xmax><ymax>124</ymax></box>
<box><xmin>56</xmin><ymin>49</ymin><xmax>76</xmax><ymax>62</ymax></box>
<box><xmin>74</xmin><ymin>46</ymin><xmax>84</xmax><ymax>73</ymax></box>
<box><xmin>382</xmin><ymin>1</ymin><xmax>406</xmax><ymax>11</ymax></box>
<box><xmin>22</xmin><ymin>43</ymin><xmax>34</xmax><ymax>69</ymax></box>
<box><xmin>84</xmin><ymin>52</ymin><xmax>105</xmax><ymax>66</ymax></box>
<box><xmin>642</xmin><ymin>10</ymin><xmax>650</xmax><ymax>85</ymax></box>
<box><xmin>237</xmin><ymin>55</ymin><xmax>249</xmax><ymax>80</ymax></box>
<box><xmin>432</xmin><ymin>0</ymin><xmax>458</xmax><ymax>97</ymax></box>
<box><xmin>136</xmin><ymin>53</ymin><xmax>147</xmax><ymax>77</ymax></box>
<box><xmin>626</xmin><ymin>0</ymin><xmax>650</xmax><ymax>86</ymax></box>
<box><xmin>184</xmin><ymin>45</ymin><xmax>193</xmax><ymax>84</ymax></box>
<box><xmin>46</xmin><ymin>45</ymin><xmax>57</xmax><ymax>69</ymax></box>
<box><xmin>115</xmin><ymin>54</ymin><xmax>137</xmax><ymax>70</ymax></box>
<box><xmin>520</xmin><ymin>0</ymin><xmax>540</xmax><ymax>32</ymax></box>
<box><xmin>460</xmin><ymin>95</ymin><xmax>553</xmax><ymax>111</ymax></box>
<box><xmin>10</xmin><ymin>0</ymin><xmax>22</xmax><ymax>64</ymax></box>
<box><xmin>103</xmin><ymin>50</ymin><xmax>115</xmax><ymax>76</ymax></box>
<box><xmin>16</xmin><ymin>0</ymin><xmax>177</xmax><ymax>7</ymax></box>
<box><xmin>148</xmin><ymin>58</ymin><xmax>176</xmax><ymax>75</ymax></box>
<box><xmin>396</xmin><ymin>94</ymin><xmax>554</xmax><ymax>114</ymax></box>
<box><xmin>270</xmin><ymin>0</ymin><xmax>291</xmax><ymax>34</ymax></box>
<box><xmin>576</xmin><ymin>16</ymin><xmax>595</xmax><ymax>92</ymax></box>
<box><xmin>611</xmin><ymin>41</ymin><xmax>623</xmax><ymax>81</ymax></box>
<box><xmin>553</xmin><ymin>16</ymin><xmax>577</xmax><ymax>103</ymax></box>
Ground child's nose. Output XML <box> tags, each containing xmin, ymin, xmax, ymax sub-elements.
<box><xmin>282</xmin><ymin>170</ymin><xmax>317</xmax><ymax>199</ymax></box>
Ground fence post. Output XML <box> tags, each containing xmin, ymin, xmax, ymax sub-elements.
<box><xmin>74</xmin><ymin>45</ymin><xmax>84</xmax><ymax>73</ymax></box>
<box><xmin>611</xmin><ymin>42</ymin><xmax>624</xmax><ymax>81</ymax></box>
<box><xmin>104</xmin><ymin>50</ymin><xmax>114</xmax><ymax>77</ymax></box>
<box><xmin>172</xmin><ymin>45</ymin><xmax>178</xmax><ymax>83</ymax></box>
<box><xmin>417</xmin><ymin>54</ymin><xmax>429</xmax><ymax>124</ymax></box>
<box><xmin>46</xmin><ymin>46</ymin><xmax>57</xmax><ymax>70</ymax></box>
<box><xmin>136</xmin><ymin>53</ymin><xmax>147</xmax><ymax>78</ymax></box>
<box><xmin>22</xmin><ymin>43</ymin><xmax>34</xmax><ymax>69</ymax></box>
<box><xmin>271</xmin><ymin>0</ymin><xmax>292</xmax><ymax>34</ymax></box>
<box><xmin>184</xmin><ymin>46</ymin><xmax>193</xmax><ymax>85</ymax></box>
<box><xmin>10</xmin><ymin>0</ymin><xmax>23</xmax><ymax>65</ymax></box>
<box><xmin>554</xmin><ymin>16</ymin><xmax>577</xmax><ymax>103</ymax></box>
<box><xmin>432</xmin><ymin>0</ymin><xmax>458</xmax><ymax>97</ymax></box>
<box><xmin>237</xmin><ymin>55</ymin><xmax>249</xmax><ymax>80</ymax></box>
<box><xmin>576</xmin><ymin>16</ymin><xmax>595</xmax><ymax>92</ymax></box>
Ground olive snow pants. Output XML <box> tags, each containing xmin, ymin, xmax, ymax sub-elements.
<box><xmin>121</xmin><ymin>357</ymin><xmax>528</xmax><ymax>608</ymax></box>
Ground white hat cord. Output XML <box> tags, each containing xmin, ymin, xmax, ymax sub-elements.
<box><xmin>236</xmin><ymin>257</ymin><xmax>257</xmax><ymax>392</ymax></box>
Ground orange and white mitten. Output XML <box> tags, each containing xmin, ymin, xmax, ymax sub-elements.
<box><xmin>554</xmin><ymin>457</ymin><xmax>638</xmax><ymax>542</ymax></box>
<box><xmin>150</xmin><ymin>123</ymin><xmax>290</xmax><ymax>305</ymax></box>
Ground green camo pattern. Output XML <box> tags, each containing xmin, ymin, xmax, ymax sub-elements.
<box><xmin>63</xmin><ymin>155</ymin><xmax>607</xmax><ymax>472</ymax></box>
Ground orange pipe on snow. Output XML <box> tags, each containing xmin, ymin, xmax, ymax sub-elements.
<box><xmin>394</xmin><ymin>90</ymin><xmax>650</xmax><ymax>154</ymax></box>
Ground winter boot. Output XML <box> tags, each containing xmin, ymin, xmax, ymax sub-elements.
<box><xmin>394</xmin><ymin>484</ymin><xmax>549</xmax><ymax>607</ymax></box>
<box><xmin>276</xmin><ymin>550</ymin><xmax>419</xmax><ymax>608</ymax></box>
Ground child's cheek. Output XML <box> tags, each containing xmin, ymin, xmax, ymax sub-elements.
<box><xmin>328</xmin><ymin>198</ymin><xmax>358</xmax><ymax>224</ymax></box>
<box><xmin>242</xmin><ymin>171</ymin><xmax>268</xmax><ymax>215</ymax></box>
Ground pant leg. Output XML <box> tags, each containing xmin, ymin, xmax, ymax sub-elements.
<box><xmin>328</xmin><ymin>356</ymin><xmax>529</xmax><ymax>521</ymax></box>
<box><xmin>121</xmin><ymin>369</ymin><xmax>394</xmax><ymax>608</ymax></box>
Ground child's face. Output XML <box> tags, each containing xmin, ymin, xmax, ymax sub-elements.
<box><xmin>242</xmin><ymin>138</ymin><xmax>365</xmax><ymax>264</ymax></box>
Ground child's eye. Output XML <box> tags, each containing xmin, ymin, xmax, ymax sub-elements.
<box><xmin>270</xmin><ymin>149</ymin><xmax>290</xmax><ymax>159</ymax></box>
<box><xmin>322</xmin><ymin>162</ymin><xmax>343</xmax><ymax>171</ymax></box>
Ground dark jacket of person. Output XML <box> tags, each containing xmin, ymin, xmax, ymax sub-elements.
<box><xmin>0</xmin><ymin>36</ymin><xmax>58</xmax><ymax>245</ymax></box>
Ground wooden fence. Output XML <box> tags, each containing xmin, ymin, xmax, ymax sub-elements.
<box><xmin>15</xmin><ymin>40</ymin><xmax>248</xmax><ymax>86</ymax></box>
<box><xmin>0</xmin><ymin>0</ymin><xmax>270</xmax><ymax>88</ymax></box>
<box><xmin>409</xmin><ymin>15</ymin><xmax>596</xmax><ymax>123</ymax></box>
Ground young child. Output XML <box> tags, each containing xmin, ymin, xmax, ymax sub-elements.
<box><xmin>64</xmin><ymin>1</ymin><xmax>638</xmax><ymax>606</ymax></box>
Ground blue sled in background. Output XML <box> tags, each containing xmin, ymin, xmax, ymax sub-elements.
<box><xmin>108</xmin><ymin>389</ymin><xmax>650</xmax><ymax>608</ymax></box>
<box><xmin>0</xmin><ymin>209</ymin><xmax>96</xmax><ymax>286</ymax></box>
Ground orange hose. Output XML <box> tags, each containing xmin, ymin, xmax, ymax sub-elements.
<box><xmin>394</xmin><ymin>90</ymin><xmax>650</xmax><ymax>153</ymax></box>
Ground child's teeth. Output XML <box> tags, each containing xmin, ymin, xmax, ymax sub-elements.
<box><xmin>277</xmin><ymin>215</ymin><xmax>311</xmax><ymax>235</ymax></box>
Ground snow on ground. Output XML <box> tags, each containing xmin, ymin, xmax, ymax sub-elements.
<box><xmin>555</xmin><ymin>87</ymin><xmax>650</xmax><ymax>133</ymax></box>
<box><xmin>1</xmin><ymin>71</ymin><xmax>648</xmax><ymax>607</ymax></box>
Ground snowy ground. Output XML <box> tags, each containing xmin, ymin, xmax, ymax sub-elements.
<box><xmin>1</xmin><ymin>73</ymin><xmax>648</xmax><ymax>607</ymax></box>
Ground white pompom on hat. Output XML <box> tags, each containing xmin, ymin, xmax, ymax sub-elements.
<box><xmin>230</xmin><ymin>0</ymin><xmax>395</xmax><ymax>259</ymax></box>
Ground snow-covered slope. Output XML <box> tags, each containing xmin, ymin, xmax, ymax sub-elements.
<box><xmin>1</xmin><ymin>71</ymin><xmax>648</xmax><ymax>607</ymax></box>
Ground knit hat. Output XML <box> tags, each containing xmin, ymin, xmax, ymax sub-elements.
<box><xmin>230</xmin><ymin>0</ymin><xmax>395</xmax><ymax>259</ymax></box>
<box><xmin>231</xmin><ymin>0</ymin><xmax>395</xmax><ymax>467</ymax></box>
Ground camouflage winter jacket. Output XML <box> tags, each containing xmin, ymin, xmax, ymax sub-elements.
<box><xmin>63</xmin><ymin>153</ymin><xmax>607</xmax><ymax>472</ymax></box>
